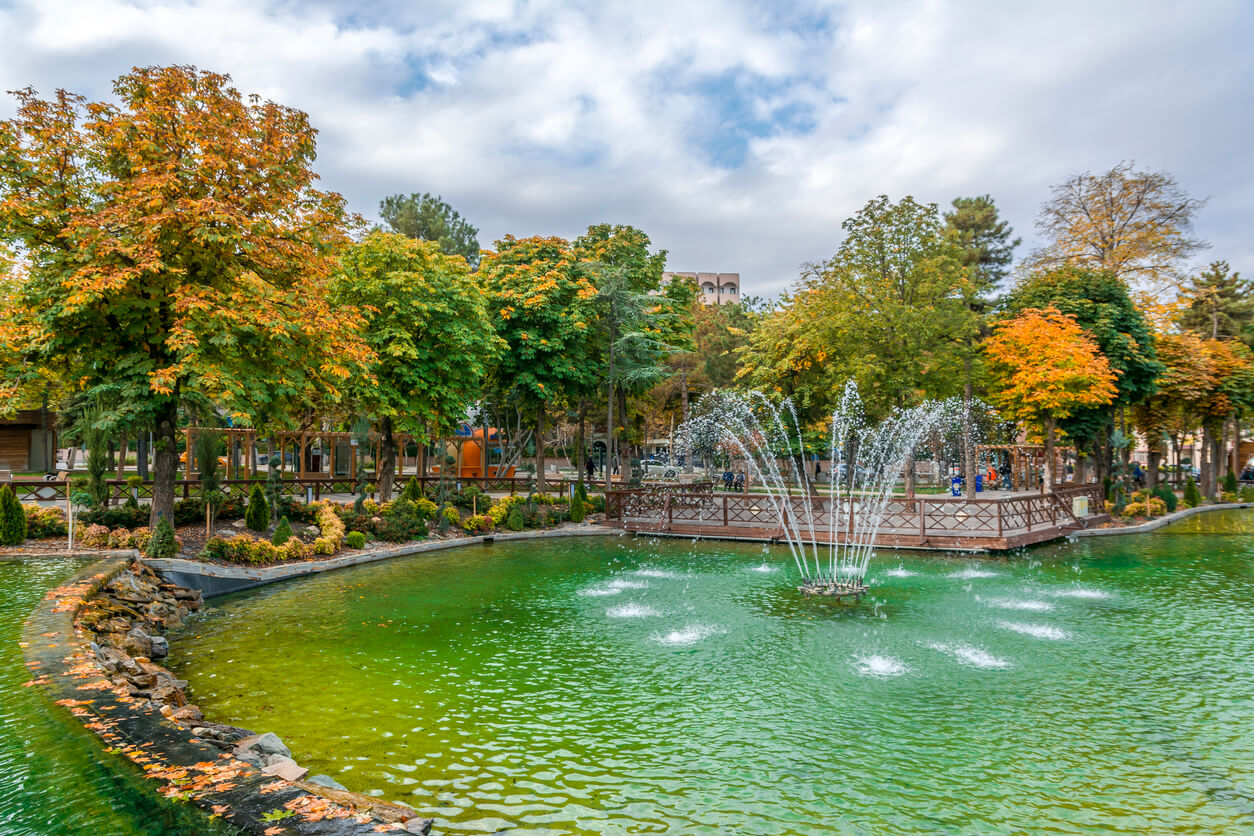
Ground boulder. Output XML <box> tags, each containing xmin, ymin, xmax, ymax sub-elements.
<box><xmin>122</xmin><ymin>627</ymin><xmax>153</xmax><ymax>658</ymax></box>
<box><xmin>260</xmin><ymin>757</ymin><xmax>308</xmax><ymax>782</ymax></box>
<box><xmin>405</xmin><ymin>818</ymin><xmax>434</xmax><ymax>835</ymax></box>
<box><xmin>234</xmin><ymin>732</ymin><xmax>292</xmax><ymax>759</ymax></box>
<box><xmin>170</xmin><ymin>704</ymin><xmax>203</xmax><ymax>724</ymax></box>
<box><xmin>306</xmin><ymin>774</ymin><xmax>348</xmax><ymax>792</ymax></box>
<box><xmin>148</xmin><ymin>635</ymin><xmax>169</xmax><ymax>659</ymax></box>
<box><xmin>232</xmin><ymin>748</ymin><xmax>265</xmax><ymax>768</ymax></box>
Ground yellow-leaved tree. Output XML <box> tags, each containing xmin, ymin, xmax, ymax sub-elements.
<box><xmin>984</xmin><ymin>307</ymin><xmax>1118</xmax><ymax>491</ymax></box>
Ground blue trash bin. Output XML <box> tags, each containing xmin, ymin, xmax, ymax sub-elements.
<box><xmin>975</xmin><ymin>474</ymin><xmax>983</xmax><ymax>492</ymax></box>
<box><xmin>950</xmin><ymin>476</ymin><xmax>962</xmax><ymax>496</ymax></box>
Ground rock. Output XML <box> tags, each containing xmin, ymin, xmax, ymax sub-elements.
<box><xmin>235</xmin><ymin>732</ymin><xmax>291</xmax><ymax>759</ymax></box>
<box><xmin>306</xmin><ymin>774</ymin><xmax>348</xmax><ymax>792</ymax></box>
<box><xmin>122</xmin><ymin>627</ymin><xmax>153</xmax><ymax>658</ymax></box>
<box><xmin>260</xmin><ymin>758</ymin><xmax>308</xmax><ymax>782</ymax></box>
<box><xmin>232</xmin><ymin>748</ymin><xmax>265</xmax><ymax>768</ymax></box>
<box><xmin>148</xmin><ymin>635</ymin><xmax>169</xmax><ymax>659</ymax></box>
<box><xmin>232</xmin><ymin>519</ymin><xmax>247</xmax><ymax>528</ymax></box>
<box><xmin>307</xmin><ymin>526</ymin><xmax>320</xmax><ymax>537</ymax></box>
<box><xmin>172</xmin><ymin>588</ymin><xmax>200</xmax><ymax>601</ymax></box>
<box><xmin>199</xmin><ymin>721</ymin><xmax>254</xmax><ymax>742</ymax></box>
<box><xmin>170</xmin><ymin>704</ymin><xmax>203</xmax><ymax>724</ymax></box>
<box><xmin>150</xmin><ymin>682</ymin><xmax>188</xmax><ymax>706</ymax></box>
<box><xmin>191</xmin><ymin>727</ymin><xmax>208</xmax><ymax>737</ymax></box>
<box><xmin>405</xmin><ymin>818</ymin><xmax>434</xmax><ymax>835</ymax></box>
<box><xmin>159</xmin><ymin>704</ymin><xmax>175</xmax><ymax>719</ymax></box>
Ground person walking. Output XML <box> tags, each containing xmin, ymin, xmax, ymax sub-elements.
<box><xmin>585</xmin><ymin>454</ymin><xmax>595</xmax><ymax>480</ymax></box>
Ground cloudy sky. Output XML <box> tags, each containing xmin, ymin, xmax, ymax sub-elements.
<box><xmin>1</xmin><ymin>0</ymin><xmax>1250</xmax><ymax>297</ymax></box>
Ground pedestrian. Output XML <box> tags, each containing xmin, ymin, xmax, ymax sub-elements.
<box><xmin>814</xmin><ymin>458</ymin><xmax>822</xmax><ymax>478</ymax></box>
<box><xmin>585</xmin><ymin>455</ymin><xmax>595</xmax><ymax>480</ymax></box>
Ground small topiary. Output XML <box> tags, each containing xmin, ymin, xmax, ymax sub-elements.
<box><xmin>1224</xmin><ymin>470</ymin><xmax>1239</xmax><ymax>494</ymax></box>
<box><xmin>401</xmin><ymin>478</ymin><xmax>423</xmax><ymax>502</ymax></box>
<box><xmin>345</xmin><ymin>531</ymin><xmax>366</xmax><ymax>549</ymax></box>
<box><xmin>245</xmin><ymin>483</ymin><xmax>270</xmax><ymax>532</ymax></box>
<box><xmin>1153</xmin><ymin>485</ymin><xmax>1178</xmax><ymax>513</ymax></box>
<box><xmin>271</xmin><ymin>516</ymin><xmax>293</xmax><ymax>546</ymax></box>
<box><xmin>0</xmin><ymin>485</ymin><xmax>28</xmax><ymax>546</ymax></box>
<box><xmin>1183</xmin><ymin>477</ymin><xmax>1202</xmax><ymax>509</ymax></box>
<box><xmin>441</xmin><ymin>504</ymin><xmax>460</xmax><ymax>528</ymax></box>
<box><xmin>569</xmin><ymin>484</ymin><xmax>586</xmax><ymax>524</ymax></box>
<box><xmin>147</xmin><ymin>513</ymin><xmax>177</xmax><ymax>560</ymax></box>
<box><xmin>506</xmin><ymin>506</ymin><xmax>525</xmax><ymax>531</ymax></box>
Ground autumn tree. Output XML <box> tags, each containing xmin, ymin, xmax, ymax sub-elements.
<box><xmin>1028</xmin><ymin>161</ymin><xmax>1207</xmax><ymax>296</ymax></box>
<box><xmin>480</xmin><ymin>235</ymin><xmax>598</xmax><ymax>491</ymax></box>
<box><xmin>0</xmin><ymin>66</ymin><xmax>371</xmax><ymax>523</ymax></box>
<box><xmin>1132</xmin><ymin>332</ymin><xmax>1211</xmax><ymax>490</ymax></box>
<box><xmin>984</xmin><ymin>307</ymin><xmax>1118</xmax><ymax>492</ymax></box>
<box><xmin>379</xmin><ymin>192</ymin><xmax>481</xmax><ymax>268</ymax></box>
<box><xmin>331</xmin><ymin>231</ymin><xmax>503</xmax><ymax>500</ymax></box>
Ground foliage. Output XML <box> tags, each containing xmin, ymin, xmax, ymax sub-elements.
<box><xmin>505</xmin><ymin>506</ymin><xmax>525</xmax><ymax>531</ymax></box>
<box><xmin>1153</xmin><ymin>485</ymin><xmax>1179</xmax><ymax>513</ymax></box>
<box><xmin>345</xmin><ymin>531</ymin><xmax>366</xmax><ymax>549</ymax></box>
<box><xmin>1224</xmin><ymin>469</ymin><xmax>1239</xmax><ymax>494</ymax></box>
<box><xmin>1183</xmin><ymin>478</ymin><xmax>1202</xmax><ymax>508</ymax></box>
<box><xmin>441</xmin><ymin>504</ymin><xmax>461</xmax><ymax>528</ymax></box>
<box><xmin>196</xmin><ymin>430</ymin><xmax>225</xmax><ymax>529</ymax></box>
<box><xmin>451</xmin><ymin>485</ymin><xmax>491</xmax><ymax>511</ymax></box>
<box><xmin>943</xmin><ymin>195</ymin><xmax>1020</xmax><ymax>297</ymax></box>
<box><xmin>23</xmin><ymin>504</ymin><xmax>66</xmax><ymax>539</ymax></box>
<box><xmin>271</xmin><ymin>516</ymin><xmax>293</xmax><ymax>546</ymax></box>
<box><xmin>1121</xmin><ymin>501</ymin><xmax>1146</xmax><ymax>519</ymax></box>
<box><xmin>146</xmin><ymin>514</ymin><xmax>178</xmax><ymax>560</ymax></box>
<box><xmin>313</xmin><ymin>502</ymin><xmax>345</xmax><ymax>553</ymax></box>
<box><xmin>569</xmin><ymin>484</ymin><xmax>586</xmax><ymax>523</ymax></box>
<box><xmin>244</xmin><ymin>484</ymin><xmax>270</xmax><ymax>532</ymax></box>
<box><xmin>378</xmin><ymin>192</ymin><xmax>481</xmax><ymax>268</ymax></box>
<box><xmin>0</xmin><ymin>66</ymin><xmax>373</xmax><ymax>524</ymax></box>
<box><xmin>203</xmin><ymin>534</ymin><xmax>311</xmax><ymax>565</ymax></box>
<box><xmin>462</xmin><ymin>514</ymin><xmax>493</xmax><ymax>533</ymax></box>
<box><xmin>1027</xmin><ymin>161</ymin><xmax>1207</xmax><ymax>295</ymax></box>
<box><xmin>1240</xmin><ymin>486</ymin><xmax>1254</xmax><ymax>503</ymax></box>
<box><xmin>1177</xmin><ymin>261</ymin><xmax>1254</xmax><ymax>344</ymax></box>
<box><xmin>129</xmin><ymin>527</ymin><xmax>153</xmax><ymax>552</ymax></box>
<box><xmin>78</xmin><ymin>525</ymin><xmax>112</xmax><ymax>549</ymax></box>
<box><xmin>0</xmin><ymin>485</ymin><xmax>27</xmax><ymax>545</ymax></box>
<box><xmin>401</xmin><ymin>478</ymin><xmax>423</xmax><ymax>503</ymax></box>
<box><xmin>80</xmin><ymin>504</ymin><xmax>149</xmax><ymax>529</ymax></box>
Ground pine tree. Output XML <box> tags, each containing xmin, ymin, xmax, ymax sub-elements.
<box><xmin>0</xmin><ymin>486</ymin><xmax>27</xmax><ymax>546</ymax></box>
<box><xmin>245</xmin><ymin>484</ymin><xmax>270</xmax><ymax>532</ymax></box>
<box><xmin>1224</xmin><ymin>469</ymin><xmax>1239</xmax><ymax>494</ymax></box>
<box><xmin>271</xmin><ymin>516</ymin><xmax>293</xmax><ymax>546</ymax></box>
<box><xmin>1183</xmin><ymin>477</ymin><xmax>1202</xmax><ymax>508</ymax></box>
<box><xmin>147</xmin><ymin>513</ymin><xmax>177</xmax><ymax>559</ymax></box>
<box><xmin>569</xmin><ymin>483</ymin><xmax>587</xmax><ymax>523</ymax></box>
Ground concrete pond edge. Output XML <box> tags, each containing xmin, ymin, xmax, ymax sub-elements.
<box><xmin>1073</xmin><ymin>501</ymin><xmax>1254</xmax><ymax>537</ymax></box>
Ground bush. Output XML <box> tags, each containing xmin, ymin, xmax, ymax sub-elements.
<box><xmin>23</xmin><ymin>504</ymin><xmax>66</xmax><ymax>539</ymax></box>
<box><xmin>1183</xmin><ymin>478</ymin><xmax>1202</xmax><ymax>508</ymax></box>
<box><xmin>452</xmin><ymin>485</ymin><xmax>491</xmax><ymax>512</ymax></box>
<box><xmin>271</xmin><ymin>516</ymin><xmax>293</xmax><ymax>546</ymax></box>
<box><xmin>315</xmin><ymin>502</ymin><xmax>345</xmax><ymax>548</ymax></box>
<box><xmin>79</xmin><ymin>504</ymin><xmax>147</xmax><ymax>530</ymax></box>
<box><xmin>569</xmin><ymin>484</ymin><xmax>586</xmax><ymax>524</ymax></box>
<box><xmin>1153</xmin><ymin>485</ymin><xmax>1178</xmax><ymax>513</ymax></box>
<box><xmin>401</xmin><ymin>478</ymin><xmax>423</xmax><ymax>502</ymax></box>
<box><xmin>588</xmin><ymin>494</ymin><xmax>606</xmax><ymax>513</ymax></box>
<box><xmin>1130</xmin><ymin>490</ymin><xmax>1148</xmax><ymax>503</ymax></box>
<box><xmin>1224</xmin><ymin>470</ymin><xmax>1239</xmax><ymax>493</ymax></box>
<box><xmin>107</xmin><ymin>527</ymin><xmax>132</xmax><ymax>549</ymax></box>
<box><xmin>506</xmin><ymin>506</ymin><xmax>524</xmax><ymax>531</ymax></box>
<box><xmin>1241</xmin><ymin>485</ymin><xmax>1254</xmax><ymax>503</ymax></box>
<box><xmin>146</xmin><ymin>514</ymin><xmax>178</xmax><ymax>560</ymax></box>
<box><xmin>0</xmin><ymin>486</ymin><xmax>28</xmax><ymax>546</ymax></box>
<box><xmin>1122</xmin><ymin>501</ymin><xmax>1147</xmax><ymax>519</ymax></box>
<box><xmin>79</xmin><ymin>524</ymin><xmax>111</xmax><ymax>548</ymax></box>
<box><xmin>130</xmin><ymin>527</ymin><xmax>153</xmax><ymax>552</ymax></box>
<box><xmin>463</xmin><ymin>514</ymin><xmax>493</xmax><ymax>533</ymax></box>
<box><xmin>345</xmin><ymin>531</ymin><xmax>366</xmax><ymax>549</ymax></box>
<box><xmin>1146</xmin><ymin>497</ymin><xmax>1167</xmax><ymax>516</ymax></box>
<box><xmin>277</xmin><ymin>497</ymin><xmax>318</xmax><ymax>524</ymax></box>
<box><xmin>245</xmin><ymin>484</ymin><xmax>270</xmax><ymax>532</ymax></box>
<box><xmin>441</xmin><ymin>504</ymin><xmax>461</xmax><ymax>528</ymax></box>
<box><xmin>1221</xmin><ymin>491</ymin><xmax>1237</xmax><ymax>503</ymax></box>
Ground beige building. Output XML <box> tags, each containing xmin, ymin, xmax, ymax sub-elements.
<box><xmin>662</xmin><ymin>271</ymin><xmax>741</xmax><ymax>305</ymax></box>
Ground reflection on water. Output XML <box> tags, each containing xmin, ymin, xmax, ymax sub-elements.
<box><xmin>166</xmin><ymin>512</ymin><xmax>1254</xmax><ymax>834</ymax></box>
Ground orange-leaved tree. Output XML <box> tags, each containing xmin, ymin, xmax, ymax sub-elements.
<box><xmin>984</xmin><ymin>306</ymin><xmax>1118</xmax><ymax>491</ymax></box>
<box><xmin>0</xmin><ymin>66</ymin><xmax>373</xmax><ymax>524</ymax></box>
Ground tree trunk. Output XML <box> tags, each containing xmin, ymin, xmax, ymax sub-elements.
<box><xmin>116</xmin><ymin>437</ymin><xmax>129</xmax><ymax>479</ymax></box>
<box><xmin>904</xmin><ymin>451</ymin><xmax>916</xmax><ymax>501</ymax></box>
<box><xmin>1201</xmin><ymin>425</ymin><xmax>1213</xmax><ymax>498</ymax></box>
<box><xmin>1043</xmin><ymin>416</ymin><xmax>1056</xmax><ymax>494</ymax></box>
<box><xmin>536</xmin><ymin>404</ymin><xmax>547</xmax><ymax>493</ymax></box>
<box><xmin>963</xmin><ymin>372</ymin><xmax>976</xmax><ymax>499</ymax></box>
<box><xmin>575</xmin><ymin>401</ymin><xmax>587</xmax><ymax>489</ymax></box>
<box><xmin>150</xmin><ymin>395</ymin><xmax>179</xmax><ymax>527</ymax></box>
<box><xmin>379</xmin><ymin>416</ymin><xmax>397</xmax><ymax>502</ymax></box>
<box><xmin>1147</xmin><ymin>450</ymin><xmax>1161</xmax><ymax>492</ymax></box>
<box><xmin>137</xmin><ymin>434</ymin><xmax>149</xmax><ymax>480</ymax></box>
<box><xmin>605</xmin><ymin>322</ymin><xmax>616</xmax><ymax>494</ymax></box>
<box><xmin>681</xmin><ymin>370</ymin><xmax>692</xmax><ymax>474</ymax></box>
<box><xmin>1212</xmin><ymin>429</ymin><xmax>1223</xmax><ymax>497</ymax></box>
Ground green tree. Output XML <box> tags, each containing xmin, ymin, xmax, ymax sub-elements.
<box><xmin>1006</xmin><ymin>266</ymin><xmax>1162</xmax><ymax>482</ymax></box>
<box><xmin>1177</xmin><ymin>261</ymin><xmax>1254</xmax><ymax>343</ymax></box>
<box><xmin>0</xmin><ymin>66</ymin><xmax>372</xmax><ymax>525</ymax></box>
<box><xmin>481</xmin><ymin>235</ymin><xmax>599</xmax><ymax>492</ymax></box>
<box><xmin>332</xmin><ymin>231</ymin><xmax>503</xmax><ymax>500</ymax></box>
<box><xmin>379</xmin><ymin>193</ymin><xmax>481</xmax><ymax>268</ymax></box>
<box><xmin>245</xmin><ymin>483</ymin><xmax>269</xmax><ymax>532</ymax></box>
<box><xmin>0</xmin><ymin>486</ymin><xmax>26</xmax><ymax>546</ymax></box>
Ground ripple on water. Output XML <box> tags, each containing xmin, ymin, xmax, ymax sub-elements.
<box><xmin>979</xmin><ymin>596</ymin><xmax>1054</xmax><ymax>612</ymax></box>
<box><xmin>578</xmin><ymin>578</ymin><xmax>650</xmax><ymax>597</ymax></box>
<box><xmin>928</xmin><ymin>641</ymin><xmax>1011</xmax><ymax>669</ymax></box>
<box><xmin>633</xmin><ymin>567</ymin><xmax>683</xmax><ymax>579</ymax></box>
<box><xmin>607</xmin><ymin>603</ymin><xmax>662</xmax><ymax>618</ymax></box>
<box><xmin>997</xmin><ymin>620</ymin><xmax>1069</xmax><ymax>640</ymax></box>
<box><xmin>747</xmin><ymin>564</ymin><xmax>778</xmax><ymax>574</ymax></box>
<box><xmin>652</xmin><ymin>624</ymin><xmax>725</xmax><ymax>646</ymax></box>
<box><xmin>854</xmin><ymin>655</ymin><xmax>909</xmax><ymax>677</ymax></box>
<box><xmin>1046</xmin><ymin>588</ymin><xmax>1111</xmax><ymax>600</ymax></box>
<box><xmin>882</xmin><ymin>567</ymin><xmax>916</xmax><ymax>578</ymax></box>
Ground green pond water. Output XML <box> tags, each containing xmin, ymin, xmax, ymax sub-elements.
<box><xmin>0</xmin><ymin>558</ymin><xmax>218</xmax><ymax>835</ymax></box>
<box><xmin>159</xmin><ymin>513</ymin><xmax>1254</xmax><ymax>835</ymax></box>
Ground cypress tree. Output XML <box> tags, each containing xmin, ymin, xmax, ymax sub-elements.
<box><xmin>1183</xmin><ymin>477</ymin><xmax>1202</xmax><ymax>508</ymax></box>
<box><xmin>147</xmin><ymin>513</ymin><xmax>177</xmax><ymax>559</ymax></box>
<box><xmin>245</xmin><ymin>483</ymin><xmax>270</xmax><ymax>532</ymax></box>
<box><xmin>271</xmin><ymin>516</ymin><xmax>293</xmax><ymax>546</ymax></box>
<box><xmin>0</xmin><ymin>486</ymin><xmax>27</xmax><ymax>546</ymax></box>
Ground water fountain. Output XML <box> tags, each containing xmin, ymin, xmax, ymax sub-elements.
<box><xmin>682</xmin><ymin>382</ymin><xmax>956</xmax><ymax>599</ymax></box>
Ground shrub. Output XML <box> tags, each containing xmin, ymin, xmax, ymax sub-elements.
<box><xmin>415</xmin><ymin>498</ymin><xmax>438</xmax><ymax>520</ymax></box>
<box><xmin>1241</xmin><ymin>485</ymin><xmax>1254</xmax><ymax>503</ymax></box>
<box><xmin>279</xmin><ymin>538</ymin><xmax>312</xmax><ymax>562</ymax></box>
<box><xmin>588</xmin><ymin>494</ymin><xmax>606</xmax><ymax>513</ymax></box>
<box><xmin>506</xmin><ymin>506</ymin><xmax>524</xmax><ymax>531</ymax></box>
<box><xmin>1224</xmin><ymin>470</ymin><xmax>1239</xmax><ymax>493</ymax></box>
<box><xmin>345</xmin><ymin>531</ymin><xmax>366</xmax><ymax>549</ymax></box>
<box><xmin>245</xmin><ymin>484</ymin><xmax>270</xmax><ymax>532</ymax></box>
<box><xmin>1153</xmin><ymin>485</ymin><xmax>1178</xmax><ymax>513</ymax></box>
<box><xmin>1130</xmin><ymin>490</ymin><xmax>1148</xmax><ymax>503</ymax></box>
<box><xmin>314</xmin><ymin>502</ymin><xmax>345</xmax><ymax>547</ymax></box>
<box><xmin>23</xmin><ymin>504</ymin><xmax>66</xmax><ymax>539</ymax></box>
<box><xmin>271</xmin><ymin>516</ymin><xmax>293</xmax><ymax>546</ymax></box>
<box><xmin>146</xmin><ymin>514</ymin><xmax>178</xmax><ymax>560</ymax></box>
<box><xmin>130</xmin><ymin>527</ymin><xmax>153</xmax><ymax>552</ymax></box>
<box><xmin>489</xmin><ymin>495</ymin><xmax>525</xmax><ymax>526</ymax></box>
<box><xmin>313</xmin><ymin>537</ymin><xmax>337</xmax><ymax>555</ymax></box>
<box><xmin>1221</xmin><ymin>491</ymin><xmax>1237</xmax><ymax>503</ymax></box>
<box><xmin>79</xmin><ymin>524</ymin><xmax>111</xmax><ymax>548</ymax></box>
<box><xmin>0</xmin><ymin>486</ymin><xmax>28</xmax><ymax>546</ymax></box>
<box><xmin>1183</xmin><ymin>478</ymin><xmax>1202</xmax><ymax>508</ymax></box>
<box><xmin>1145</xmin><ymin>497</ymin><xmax>1166</xmax><ymax>516</ymax></box>
<box><xmin>463</xmin><ymin>514</ymin><xmax>493</xmax><ymax>533</ymax></box>
<box><xmin>401</xmin><ymin>478</ymin><xmax>423</xmax><ymax>502</ymax></box>
<box><xmin>569</xmin><ymin>484</ymin><xmax>586</xmax><ymax>524</ymax></box>
<box><xmin>79</xmin><ymin>505</ymin><xmax>148</xmax><ymax>530</ymax></box>
<box><xmin>107</xmin><ymin>527</ymin><xmax>132</xmax><ymax>549</ymax></box>
<box><xmin>200</xmin><ymin>536</ymin><xmax>228</xmax><ymax>562</ymax></box>
<box><xmin>1121</xmin><ymin>501</ymin><xmax>1147</xmax><ymax>518</ymax></box>
<box><xmin>277</xmin><ymin>497</ymin><xmax>318</xmax><ymax>524</ymax></box>
<box><xmin>441</xmin><ymin>504</ymin><xmax>461</xmax><ymax>528</ymax></box>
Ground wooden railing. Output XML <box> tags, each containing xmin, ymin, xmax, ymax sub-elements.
<box><xmin>606</xmin><ymin>483</ymin><xmax>1106</xmax><ymax>547</ymax></box>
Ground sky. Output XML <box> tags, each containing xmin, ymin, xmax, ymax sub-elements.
<box><xmin>1</xmin><ymin>0</ymin><xmax>1251</xmax><ymax>298</ymax></box>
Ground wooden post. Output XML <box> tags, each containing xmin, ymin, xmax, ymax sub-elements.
<box><xmin>996</xmin><ymin>499</ymin><xmax>1003</xmax><ymax>537</ymax></box>
<box><xmin>918</xmin><ymin>500</ymin><xmax>926</xmax><ymax>544</ymax></box>
<box><xmin>723</xmin><ymin>493</ymin><xmax>729</xmax><ymax>526</ymax></box>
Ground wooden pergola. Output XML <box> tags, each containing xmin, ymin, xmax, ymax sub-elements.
<box><xmin>976</xmin><ymin>444</ymin><xmax>1076</xmax><ymax>492</ymax></box>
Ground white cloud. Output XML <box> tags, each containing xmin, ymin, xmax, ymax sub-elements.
<box><xmin>1</xmin><ymin>0</ymin><xmax>1250</xmax><ymax>296</ymax></box>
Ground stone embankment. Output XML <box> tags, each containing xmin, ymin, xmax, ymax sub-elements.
<box><xmin>25</xmin><ymin>557</ymin><xmax>434</xmax><ymax>835</ymax></box>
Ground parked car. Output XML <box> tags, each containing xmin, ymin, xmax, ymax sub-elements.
<box><xmin>640</xmin><ymin>458</ymin><xmax>679</xmax><ymax>479</ymax></box>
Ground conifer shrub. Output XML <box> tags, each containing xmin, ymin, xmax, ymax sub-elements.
<box><xmin>0</xmin><ymin>486</ymin><xmax>28</xmax><ymax>546</ymax></box>
<box><xmin>1152</xmin><ymin>485</ymin><xmax>1178</xmax><ymax>513</ymax></box>
<box><xmin>401</xmin><ymin>478</ymin><xmax>423</xmax><ymax>502</ymax></box>
<box><xmin>245</xmin><ymin>484</ymin><xmax>270</xmax><ymax>532</ymax></box>
<box><xmin>147</xmin><ymin>514</ymin><xmax>177</xmax><ymax>559</ymax></box>
<box><xmin>506</xmin><ymin>506</ymin><xmax>525</xmax><ymax>531</ymax></box>
<box><xmin>1183</xmin><ymin>478</ymin><xmax>1202</xmax><ymax>508</ymax></box>
<box><xmin>345</xmin><ymin>531</ymin><xmax>366</xmax><ymax>549</ymax></box>
<box><xmin>569</xmin><ymin>483</ymin><xmax>587</xmax><ymax>523</ymax></box>
<box><xmin>1224</xmin><ymin>469</ymin><xmax>1239</xmax><ymax>493</ymax></box>
<box><xmin>271</xmin><ymin>516</ymin><xmax>293</xmax><ymax>546</ymax></box>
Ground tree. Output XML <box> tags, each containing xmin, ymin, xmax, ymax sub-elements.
<box><xmin>331</xmin><ymin>231</ymin><xmax>503</xmax><ymax>500</ymax></box>
<box><xmin>1028</xmin><ymin>161</ymin><xmax>1207</xmax><ymax>295</ymax></box>
<box><xmin>1177</xmin><ymin>261</ymin><xmax>1254</xmax><ymax>343</ymax></box>
<box><xmin>1006</xmin><ymin>266</ymin><xmax>1161</xmax><ymax>482</ymax></box>
<box><xmin>481</xmin><ymin>235</ymin><xmax>599</xmax><ymax>492</ymax></box>
<box><xmin>379</xmin><ymin>193</ymin><xmax>481</xmax><ymax>268</ymax></box>
<box><xmin>0</xmin><ymin>66</ymin><xmax>372</xmax><ymax>525</ymax></box>
<box><xmin>0</xmin><ymin>485</ymin><xmax>26</xmax><ymax>546</ymax></box>
<box><xmin>1132</xmin><ymin>331</ymin><xmax>1211</xmax><ymax>490</ymax></box>
<box><xmin>984</xmin><ymin>307</ymin><xmax>1118</xmax><ymax>492</ymax></box>
<box><xmin>245</xmin><ymin>483</ymin><xmax>269</xmax><ymax>532</ymax></box>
